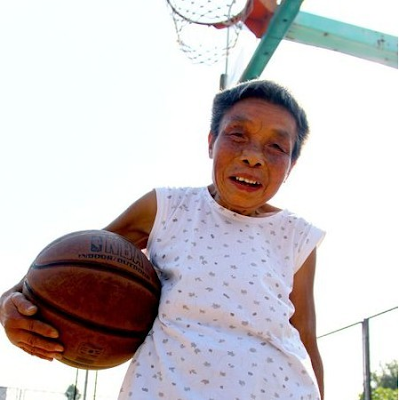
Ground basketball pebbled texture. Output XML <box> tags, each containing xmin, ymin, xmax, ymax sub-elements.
<box><xmin>22</xmin><ymin>230</ymin><xmax>161</xmax><ymax>370</ymax></box>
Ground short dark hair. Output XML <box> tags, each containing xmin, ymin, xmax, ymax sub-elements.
<box><xmin>210</xmin><ymin>80</ymin><xmax>309</xmax><ymax>161</ymax></box>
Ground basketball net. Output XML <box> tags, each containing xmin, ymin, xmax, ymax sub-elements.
<box><xmin>166</xmin><ymin>0</ymin><xmax>253</xmax><ymax>65</ymax></box>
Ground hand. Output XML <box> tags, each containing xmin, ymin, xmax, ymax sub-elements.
<box><xmin>0</xmin><ymin>290</ymin><xmax>64</xmax><ymax>361</ymax></box>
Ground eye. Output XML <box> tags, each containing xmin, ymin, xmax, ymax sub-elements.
<box><xmin>270</xmin><ymin>143</ymin><xmax>285</xmax><ymax>152</ymax></box>
<box><xmin>267</xmin><ymin>143</ymin><xmax>292</xmax><ymax>157</ymax></box>
<box><xmin>226</xmin><ymin>131</ymin><xmax>246</xmax><ymax>142</ymax></box>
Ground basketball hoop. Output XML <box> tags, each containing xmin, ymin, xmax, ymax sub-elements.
<box><xmin>166</xmin><ymin>0</ymin><xmax>252</xmax><ymax>26</ymax></box>
<box><xmin>166</xmin><ymin>0</ymin><xmax>253</xmax><ymax>65</ymax></box>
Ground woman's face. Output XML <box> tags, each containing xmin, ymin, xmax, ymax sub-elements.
<box><xmin>208</xmin><ymin>98</ymin><xmax>297</xmax><ymax>216</ymax></box>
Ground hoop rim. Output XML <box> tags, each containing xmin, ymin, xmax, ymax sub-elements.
<box><xmin>166</xmin><ymin>0</ymin><xmax>253</xmax><ymax>27</ymax></box>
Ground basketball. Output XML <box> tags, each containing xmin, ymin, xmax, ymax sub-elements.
<box><xmin>22</xmin><ymin>230</ymin><xmax>161</xmax><ymax>370</ymax></box>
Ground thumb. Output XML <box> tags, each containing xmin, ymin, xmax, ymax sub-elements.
<box><xmin>11</xmin><ymin>292</ymin><xmax>38</xmax><ymax>316</ymax></box>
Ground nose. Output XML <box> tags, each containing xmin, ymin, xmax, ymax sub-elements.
<box><xmin>240</xmin><ymin>145</ymin><xmax>264</xmax><ymax>168</ymax></box>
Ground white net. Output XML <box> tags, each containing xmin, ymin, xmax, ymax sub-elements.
<box><xmin>166</xmin><ymin>0</ymin><xmax>252</xmax><ymax>65</ymax></box>
<box><xmin>166</xmin><ymin>0</ymin><xmax>251</xmax><ymax>25</ymax></box>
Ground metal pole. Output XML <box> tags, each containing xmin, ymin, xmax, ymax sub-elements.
<box><xmin>239</xmin><ymin>0</ymin><xmax>304</xmax><ymax>82</ymax></box>
<box><xmin>93</xmin><ymin>371</ymin><xmax>98</xmax><ymax>400</ymax></box>
<box><xmin>83</xmin><ymin>370</ymin><xmax>89</xmax><ymax>400</ymax></box>
<box><xmin>74</xmin><ymin>369</ymin><xmax>79</xmax><ymax>400</ymax></box>
<box><xmin>362</xmin><ymin>318</ymin><xmax>372</xmax><ymax>400</ymax></box>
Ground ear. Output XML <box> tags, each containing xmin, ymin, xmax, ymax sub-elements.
<box><xmin>208</xmin><ymin>132</ymin><xmax>215</xmax><ymax>159</ymax></box>
<box><xmin>284</xmin><ymin>160</ymin><xmax>297</xmax><ymax>182</ymax></box>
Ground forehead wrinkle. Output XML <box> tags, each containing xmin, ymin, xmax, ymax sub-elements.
<box><xmin>271</xmin><ymin>128</ymin><xmax>294</xmax><ymax>141</ymax></box>
<box><xmin>223</xmin><ymin>114</ymin><xmax>295</xmax><ymax>142</ymax></box>
<box><xmin>221</xmin><ymin>114</ymin><xmax>260</xmax><ymax>132</ymax></box>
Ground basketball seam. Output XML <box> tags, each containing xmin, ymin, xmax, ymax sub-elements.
<box><xmin>23</xmin><ymin>281</ymin><xmax>154</xmax><ymax>339</ymax></box>
<box><xmin>61</xmin><ymin>355</ymin><xmax>127</xmax><ymax>370</ymax></box>
<box><xmin>30</xmin><ymin>260</ymin><xmax>161</xmax><ymax>296</ymax></box>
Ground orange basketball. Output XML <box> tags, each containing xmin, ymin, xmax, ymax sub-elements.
<box><xmin>22</xmin><ymin>230</ymin><xmax>161</xmax><ymax>370</ymax></box>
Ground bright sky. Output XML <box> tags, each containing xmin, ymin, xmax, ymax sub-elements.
<box><xmin>0</xmin><ymin>1</ymin><xmax>397</xmax><ymax>399</ymax></box>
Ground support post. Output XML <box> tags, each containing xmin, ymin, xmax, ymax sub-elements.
<box><xmin>93</xmin><ymin>371</ymin><xmax>98</xmax><ymax>400</ymax></box>
<box><xmin>83</xmin><ymin>370</ymin><xmax>89</xmax><ymax>400</ymax></box>
<box><xmin>74</xmin><ymin>369</ymin><xmax>79</xmax><ymax>400</ymax></box>
<box><xmin>362</xmin><ymin>318</ymin><xmax>372</xmax><ymax>400</ymax></box>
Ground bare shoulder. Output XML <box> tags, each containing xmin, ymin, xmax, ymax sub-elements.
<box><xmin>104</xmin><ymin>189</ymin><xmax>157</xmax><ymax>249</ymax></box>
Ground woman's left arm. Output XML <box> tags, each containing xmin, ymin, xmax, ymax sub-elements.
<box><xmin>290</xmin><ymin>249</ymin><xmax>324</xmax><ymax>400</ymax></box>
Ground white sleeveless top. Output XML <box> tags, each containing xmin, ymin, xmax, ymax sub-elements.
<box><xmin>118</xmin><ymin>187</ymin><xmax>325</xmax><ymax>400</ymax></box>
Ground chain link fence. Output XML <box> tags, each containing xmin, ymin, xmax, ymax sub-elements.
<box><xmin>318</xmin><ymin>307</ymin><xmax>397</xmax><ymax>399</ymax></box>
<box><xmin>2</xmin><ymin>307</ymin><xmax>397</xmax><ymax>400</ymax></box>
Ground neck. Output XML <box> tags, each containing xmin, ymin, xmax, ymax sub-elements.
<box><xmin>207</xmin><ymin>185</ymin><xmax>281</xmax><ymax>217</ymax></box>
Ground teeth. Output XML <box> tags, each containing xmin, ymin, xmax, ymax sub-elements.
<box><xmin>235</xmin><ymin>177</ymin><xmax>260</xmax><ymax>185</ymax></box>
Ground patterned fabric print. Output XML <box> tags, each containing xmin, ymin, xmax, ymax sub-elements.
<box><xmin>118</xmin><ymin>187</ymin><xmax>325</xmax><ymax>400</ymax></box>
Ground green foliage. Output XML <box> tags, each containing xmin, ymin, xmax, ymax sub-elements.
<box><xmin>372</xmin><ymin>361</ymin><xmax>398</xmax><ymax>390</ymax></box>
<box><xmin>65</xmin><ymin>384</ymin><xmax>81</xmax><ymax>400</ymax></box>
<box><xmin>359</xmin><ymin>360</ymin><xmax>398</xmax><ymax>400</ymax></box>
<box><xmin>370</xmin><ymin>387</ymin><xmax>398</xmax><ymax>400</ymax></box>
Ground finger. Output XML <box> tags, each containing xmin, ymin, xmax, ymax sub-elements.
<box><xmin>11</xmin><ymin>293</ymin><xmax>60</xmax><ymax>338</ymax></box>
<box><xmin>11</xmin><ymin>292</ymin><xmax>38</xmax><ymax>316</ymax></box>
<box><xmin>19</xmin><ymin>343</ymin><xmax>63</xmax><ymax>362</ymax></box>
<box><xmin>14</xmin><ymin>330</ymin><xmax>64</xmax><ymax>353</ymax></box>
<box><xmin>5</xmin><ymin>313</ymin><xmax>60</xmax><ymax>339</ymax></box>
<box><xmin>26</xmin><ymin>317</ymin><xmax>60</xmax><ymax>339</ymax></box>
<box><xmin>4</xmin><ymin>318</ymin><xmax>61</xmax><ymax>350</ymax></box>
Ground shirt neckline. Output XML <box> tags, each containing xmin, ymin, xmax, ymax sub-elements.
<box><xmin>203</xmin><ymin>186</ymin><xmax>286</xmax><ymax>222</ymax></box>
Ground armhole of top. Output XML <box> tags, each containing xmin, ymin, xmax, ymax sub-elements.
<box><xmin>146</xmin><ymin>187</ymin><xmax>165</xmax><ymax>256</ymax></box>
<box><xmin>294</xmin><ymin>226</ymin><xmax>326</xmax><ymax>273</ymax></box>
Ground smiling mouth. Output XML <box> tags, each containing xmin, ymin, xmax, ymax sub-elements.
<box><xmin>232</xmin><ymin>176</ymin><xmax>261</xmax><ymax>187</ymax></box>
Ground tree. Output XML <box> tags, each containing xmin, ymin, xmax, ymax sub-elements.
<box><xmin>65</xmin><ymin>384</ymin><xmax>81</xmax><ymax>400</ymax></box>
<box><xmin>373</xmin><ymin>361</ymin><xmax>398</xmax><ymax>389</ymax></box>
<box><xmin>359</xmin><ymin>360</ymin><xmax>398</xmax><ymax>400</ymax></box>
